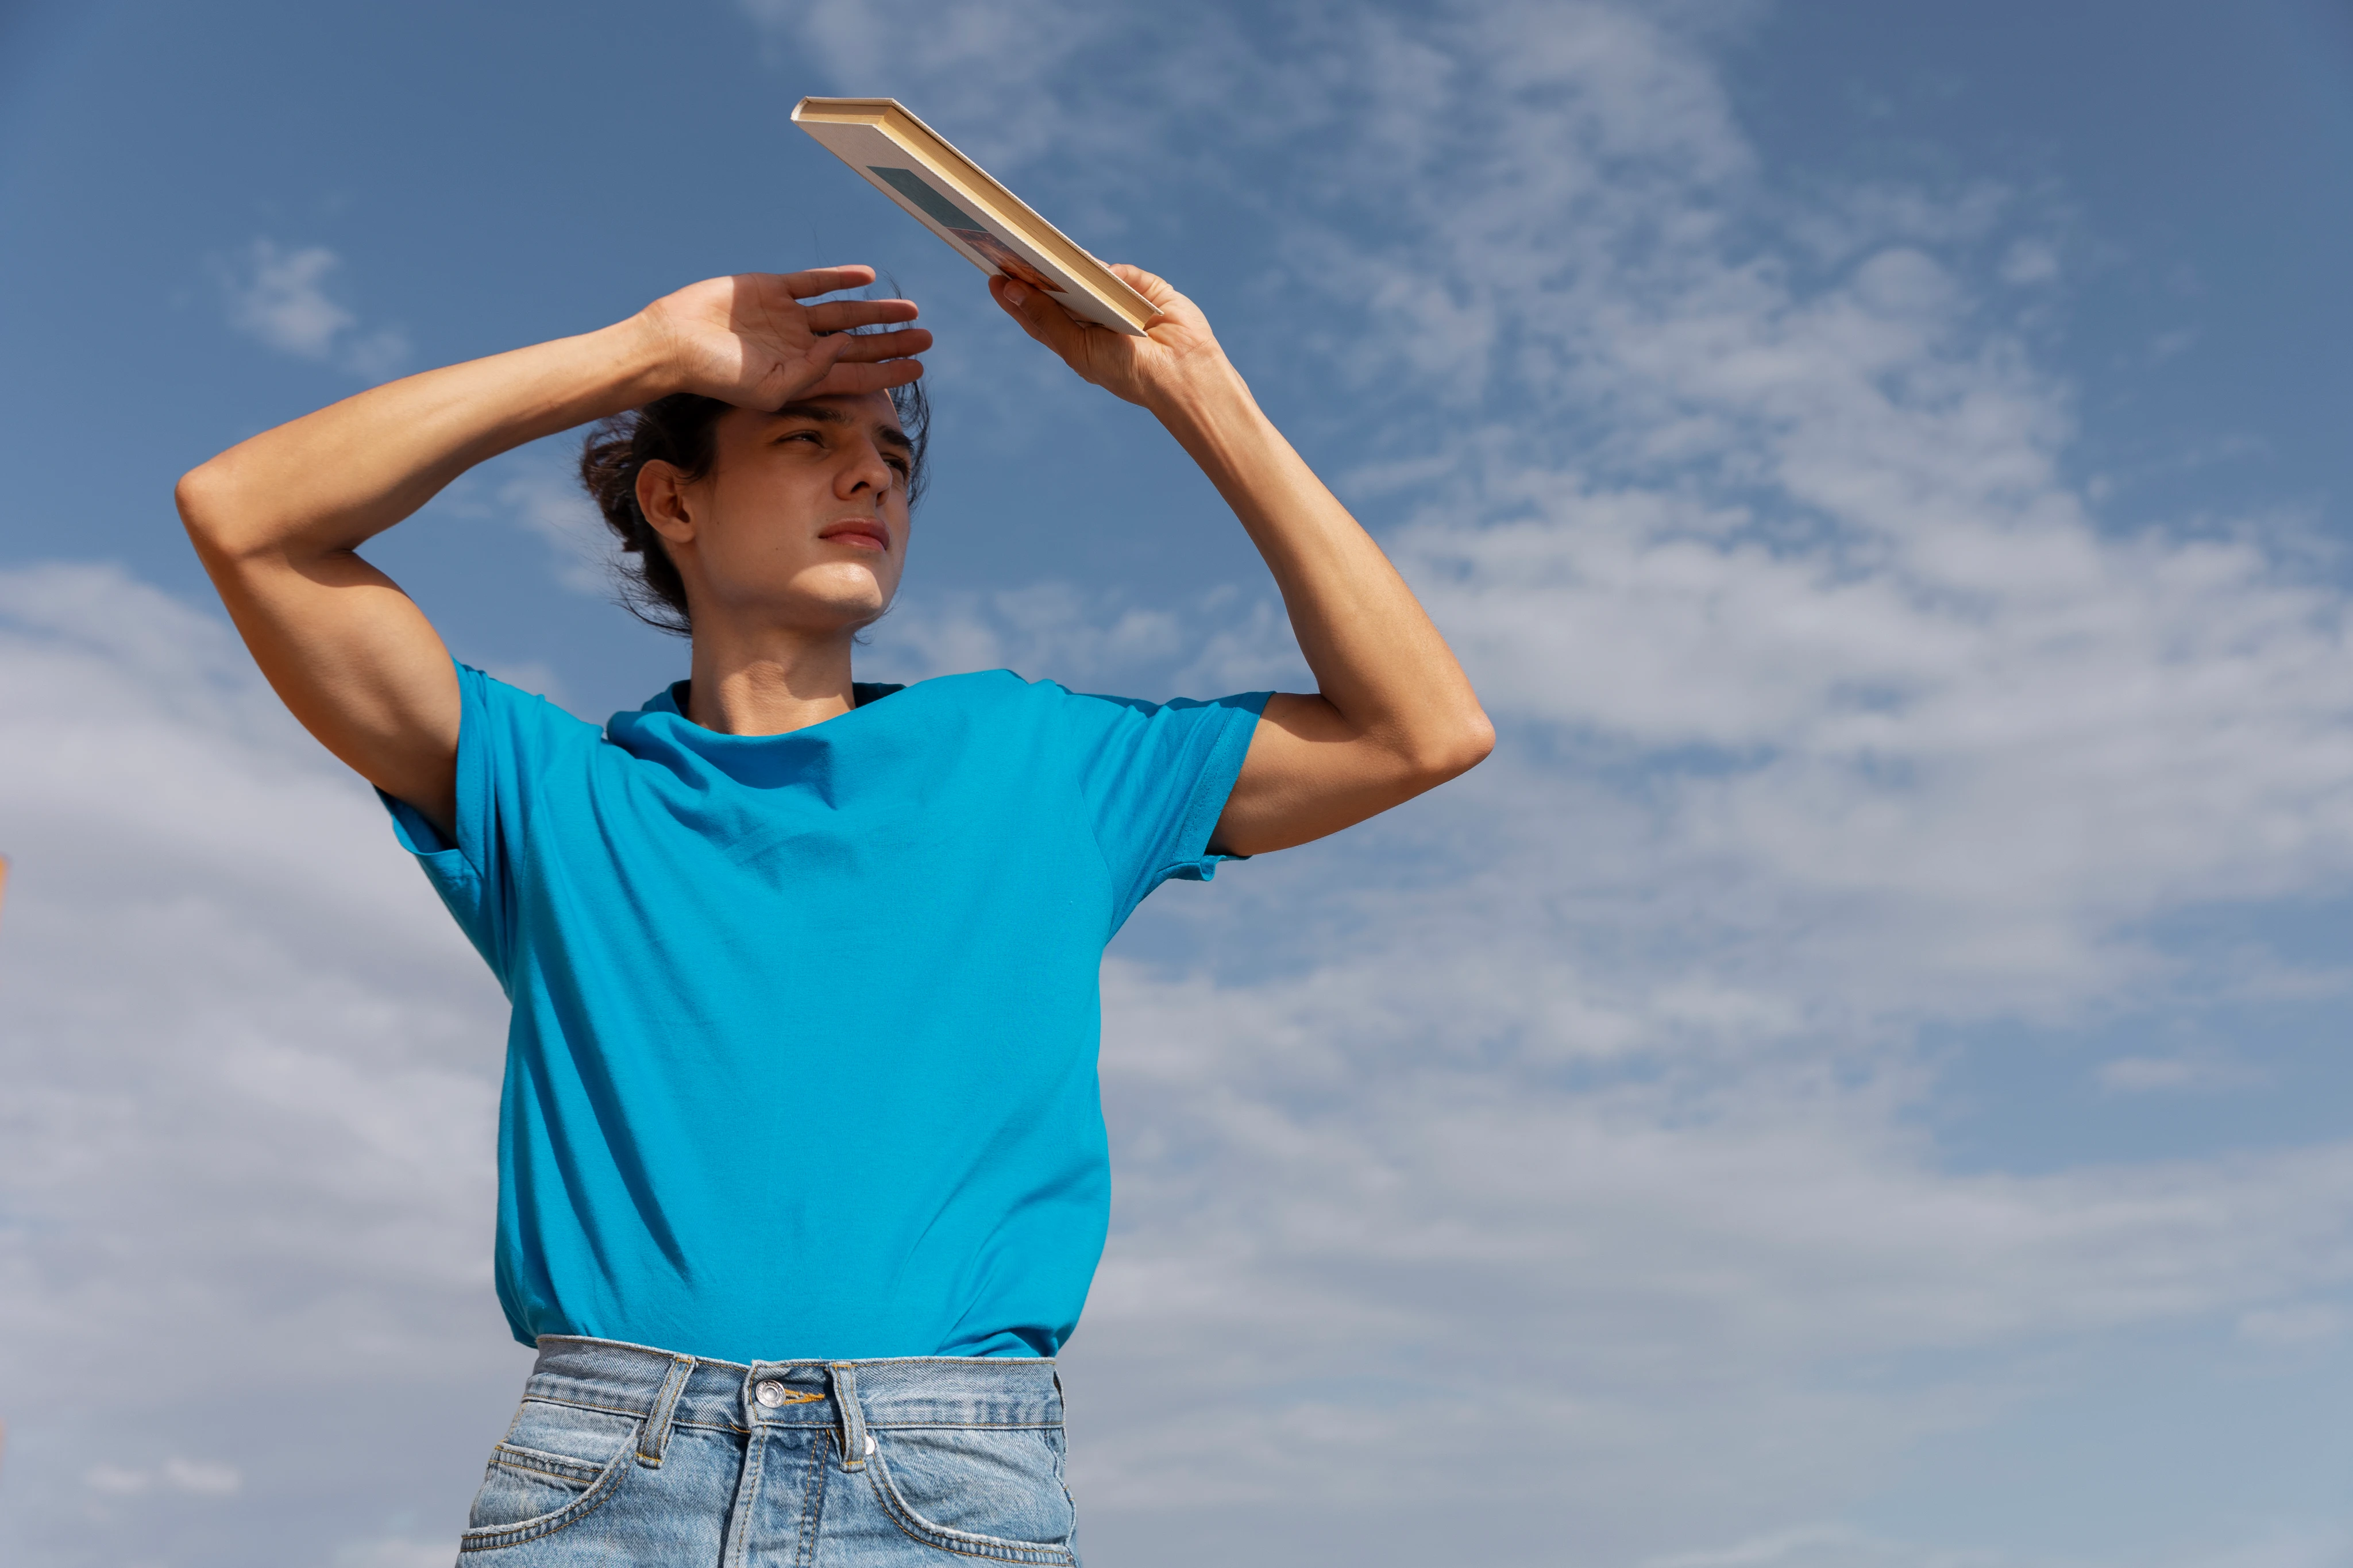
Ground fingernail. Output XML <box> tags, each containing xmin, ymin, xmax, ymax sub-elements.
<box><xmin>1004</xmin><ymin>280</ymin><xmax>1029</xmax><ymax>306</ymax></box>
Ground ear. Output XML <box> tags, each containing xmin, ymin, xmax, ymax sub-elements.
<box><xmin>635</xmin><ymin>460</ymin><xmax>697</xmax><ymax>546</ymax></box>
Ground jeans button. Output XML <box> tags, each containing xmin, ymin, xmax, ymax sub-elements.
<box><xmin>754</xmin><ymin>1379</ymin><xmax>786</xmax><ymax>1408</ymax></box>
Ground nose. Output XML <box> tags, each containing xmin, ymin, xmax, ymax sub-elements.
<box><xmin>835</xmin><ymin>435</ymin><xmax>895</xmax><ymax>501</ymax></box>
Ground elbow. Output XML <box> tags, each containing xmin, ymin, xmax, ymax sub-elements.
<box><xmin>1444</xmin><ymin>706</ymin><xmax>1498</xmax><ymax>778</ymax></box>
<box><xmin>1403</xmin><ymin>705</ymin><xmax>1495</xmax><ymax>788</ymax></box>
<box><xmin>175</xmin><ymin>461</ymin><xmax>260</xmax><ymax>565</ymax></box>
<box><xmin>175</xmin><ymin>464</ymin><xmax>229</xmax><ymax>551</ymax></box>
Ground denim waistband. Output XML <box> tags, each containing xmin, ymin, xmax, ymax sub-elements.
<box><xmin>523</xmin><ymin>1334</ymin><xmax>1064</xmax><ymax>1435</ymax></box>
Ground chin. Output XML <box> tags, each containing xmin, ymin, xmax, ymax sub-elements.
<box><xmin>801</xmin><ymin>588</ymin><xmax>897</xmax><ymax>632</ymax></box>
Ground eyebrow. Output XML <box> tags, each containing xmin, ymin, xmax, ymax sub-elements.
<box><xmin>769</xmin><ymin>400</ymin><xmax>913</xmax><ymax>453</ymax></box>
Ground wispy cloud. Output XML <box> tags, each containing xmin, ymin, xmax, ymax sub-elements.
<box><xmin>497</xmin><ymin>461</ymin><xmax>614</xmax><ymax>596</ymax></box>
<box><xmin>742</xmin><ymin>0</ymin><xmax>1119</xmax><ymax>169</ymax></box>
<box><xmin>0</xmin><ymin>562</ymin><xmax>522</xmax><ymax>1561</ymax></box>
<box><xmin>2098</xmin><ymin>1052</ymin><xmax>2262</xmax><ymax>1094</ymax></box>
<box><xmin>218</xmin><ymin>237</ymin><xmax>409</xmax><ymax>380</ymax></box>
<box><xmin>868</xmin><ymin>578</ymin><xmax>1309</xmax><ymax>698</ymax></box>
<box><xmin>1997</xmin><ymin>237</ymin><xmax>2062</xmax><ymax>287</ymax></box>
<box><xmin>80</xmin><ymin>1457</ymin><xmax>243</xmax><ymax>1496</ymax></box>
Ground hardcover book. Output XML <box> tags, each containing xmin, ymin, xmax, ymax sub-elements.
<box><xmin>792</xmin><ymin>96</ymin><xmax>1158</xmax><ymax>337</ymax></box>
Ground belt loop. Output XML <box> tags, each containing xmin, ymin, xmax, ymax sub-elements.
<box><xmin>830</xmin><ymin>1362</ymin><xmax>867</xmax><ymax>1471</ymax></box>
<box><xmin>636</xmin><ymin>1354</ymin><xmax>696</xmax><ymax>1468</ymax></box>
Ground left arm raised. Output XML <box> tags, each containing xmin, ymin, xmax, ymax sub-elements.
<box><xmin>992</xmin><ymin>267</ymin><xmax>1492</xmax><ymax>856</ymax></box>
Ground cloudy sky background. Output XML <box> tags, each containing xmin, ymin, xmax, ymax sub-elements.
<box><xmin>5</xmin><ymin>1</ymin><xmax>2353</xmax><ymax>1564</ymax></box>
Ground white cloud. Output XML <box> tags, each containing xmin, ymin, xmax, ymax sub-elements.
<box><xmin>219</xmin><ymin>238</ymin><xmax>410</xmax><ymax>381</ymax></box>
<box><xmin>1226</xmin><ymin>6</ymin><xmax>2353</xmax><ymax>1027</ymax></box>
<box><xmin>2098</xmin><ymin>1052</ymin><xmax>2262</xmax><ymax>1093</ymax></box>
<box><xmin>2236</xmin><ymin>1301</ymin><xmax>2343</xmax><ymax>1347</ymax></box>
<box><xmin>224</xmin><ymin>240</ymin><xmax>348</xmax><ymax>357</ymax></box>
<box><xmin>80</xmin><ymin>1463</ymin><xmax>152</xmax><ymax>1496</ymax></box>
<box><xmin>2099</xmin><ymin>1055</ymin><xmax>2203</xmax><ymax>1091</ymax></box>
<box><xmin>163</xmin><ymin>1457</ymin><xmax>244</xmax><ymax>1496</ymax></box>
<box><xmin>1998</xmin><ymin>238</ymin><xmax>2061</xmax><ymax>287</ymax></box>
<box><xmin>1055</xmin><ymin>952</ymin><xmax>2353</xmax><ymax>1550</ymax></box>
<box><xmin>0</xmin><ymin>562</ymin><xmax>523</xmax><ymax>1563</ymax></box>
<box><xmin>76</xmin><ymin>1456</ymin><xmax>243</xmax><ymax>1497</ymax></box>
<box><xmin>2148</xmin><ymin>326</ymin><xmax>2200</xmax><ymax>365</ymax></box>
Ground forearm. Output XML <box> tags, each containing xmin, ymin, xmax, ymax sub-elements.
<box><xmin>178</xmin><ymin>315</ymin><xmax>672</xmax><ymax>562</ymax></box>
<box><xmin>1152</xmin><ymin>372</ymin><xmax>1490</xmax><ymax>770</ymax></box>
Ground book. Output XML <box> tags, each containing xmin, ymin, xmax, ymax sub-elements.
<box><xmin>792</xmin><ymin>97</ymin><xmax>1158</xmax><ymax>337</ymax></box>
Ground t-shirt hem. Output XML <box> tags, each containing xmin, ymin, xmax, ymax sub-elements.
<box><xmin>1155</xmin><ymin>690</ymin><xmax>1272</xmax><ymax>883</ymax></box>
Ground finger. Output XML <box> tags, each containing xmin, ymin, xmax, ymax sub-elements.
<box><xmin>823</xmin><ymin>326</ymin><xmax>934</xmax><ymax>362</ymax></box>
<box><xmin>990</xmin><ymin>274</ymin><xmax>1089</xmax><ymax>357</ymax></box>
<box><xmin>743</xmin><ymin>333</ymin><xmax>854</xmax><ymax>410</ymax></box>
<box><xmin>1105</xmin><ymin>265</ymin><xmax>1187</xmax><ymax>327</ymax></box>
<box><xmin>1106</xmin><ymin>263</ymin><xmax>1176</xmax><ymax>311</ymax></box>
<box><xmin>778</xmin><ymin>264</ymin><xmax>879</xmax><ymax>300</ymax></box>
<box><xmin>804</xmin><ymin>297</ymin><xmax>921</xmax><ymax>333</ymax></box>
<box><xmin>1106</xmin><ymin>262</ymin><xmax>1167</xmax><ymax>296</ymax></box>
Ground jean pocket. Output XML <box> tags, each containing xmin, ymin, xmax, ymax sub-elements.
<box><xmin>461</xmin><ymin>1398</ymin><xmax>641</xmax><ymax>1547</ymax></box>
<box><xmin>865</xmin><ymin>1426</ymin><xmax>1077</xmax><ymax>1565</ymax></box>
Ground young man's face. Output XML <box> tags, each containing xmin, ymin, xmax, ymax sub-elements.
<box><xmin>647</xmin><ymin>392</ymin><xmax>915</xmax><ymax>638</ymax></box>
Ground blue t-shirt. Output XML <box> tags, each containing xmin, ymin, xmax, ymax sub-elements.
<box><xmin>383</xmin><ymin>665</ymin><xmax>1267</xmax><ymax>1363</ymax></box>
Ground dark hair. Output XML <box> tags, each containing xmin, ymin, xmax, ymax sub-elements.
<box><xmin>578</xmin><ymin>374</ymin><xmax>929</xmax><ymax>637</ymax></box>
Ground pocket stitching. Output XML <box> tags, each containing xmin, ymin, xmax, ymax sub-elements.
<box><xmin>490</xmin><ymin>1442</ymin><xmax>604</xmax><ymax>1486</ymax></box>
<box><xmin>861</xmin><ymin>1434</ymin><xmax>1076</xmax><ymax>1565</ymax></box>
<box><xmin>458</xmin><ymin>1434</ymin><xmax>637</xmax><ymax>1553</ymax></box>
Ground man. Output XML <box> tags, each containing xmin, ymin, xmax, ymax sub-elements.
<box><xmin>178</xmin><ymin>260</ymin><xmax>1490</xmax><ymax>1565</ymax></box>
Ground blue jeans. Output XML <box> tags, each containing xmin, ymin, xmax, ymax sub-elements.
<box><xmin>457</xmin><ymin>1335</ymin><xmax>1081</xmax><ymax>1566</ymax></box>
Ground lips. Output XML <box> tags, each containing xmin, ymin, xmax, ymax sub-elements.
<box><xmin>819</xmin><ymin>518</ymin><xmax>891</xmax><ymax>551</ymax></box>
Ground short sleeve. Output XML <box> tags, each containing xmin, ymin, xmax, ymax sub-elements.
<box><xmin>1048</xmin><ymin>683</ymin><xmax>1271</xmax><ymax>929</ymax></box>
<box><xmin>377</xmin><ymin>662</ymin><xmax>600</xmax><ymax>988</ymax></box>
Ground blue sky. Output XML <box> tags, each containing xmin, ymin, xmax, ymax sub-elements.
<box><xmin>4</xmin><ymin>2</ymin><xmax>2353</xmax><ymax>1566</ymax></box>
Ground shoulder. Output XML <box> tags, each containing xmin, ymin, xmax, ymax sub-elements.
<box><xmin>457</xmin><ymin>664</ymin><xmax>601</xmax><ymax>750</ymax></box>
<box><xmin>910</xmin><ymin>671</ymin><xmax>1197</xmax><ymax>733</ymax></box>
<box><xmin>867</xmin><ymin>671</ymin><xmax>1144</xmax><ymax>758</ymax></box>
<box><xmin>879</xmin><ymin>668</ymin><xmax>1063</xmax><ymax>716</ymax></box>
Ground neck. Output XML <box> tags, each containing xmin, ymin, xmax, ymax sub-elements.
<box><xmin>682</xmin><ymin>620</ymin><xmax>861</xmax><ymax>736</ymax></box>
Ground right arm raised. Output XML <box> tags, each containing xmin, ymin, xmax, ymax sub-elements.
<box><xmin>176</xmin><ymin>267</ymin><xmax>927</xmax><ymax>837</ymax></box>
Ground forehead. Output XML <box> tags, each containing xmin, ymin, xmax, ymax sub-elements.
<box><xmin>727</xmin><ymin>392</ymin><xmax>904</xmax><ymax>443</ymax></box>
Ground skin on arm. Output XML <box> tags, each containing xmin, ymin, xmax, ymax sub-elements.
<box><xmin>989</xmin><ymin>268</ymin><xmax>1494</xmax><ymax>856</ymax></box>
<box><xmin>175</xmin><ymin>268</ymin><xmax>929</xmax><ymax>837</ymax></box>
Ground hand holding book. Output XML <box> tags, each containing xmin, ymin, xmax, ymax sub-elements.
<box><xmin>989</xmin><ymin>264</ymin><xmax>1245</xmax><ymax>420</ymax></box>
<box><xmin>793</xmin><ymin>98</ymin><xmax>1268</xmax><ymax>424</ymax></box>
